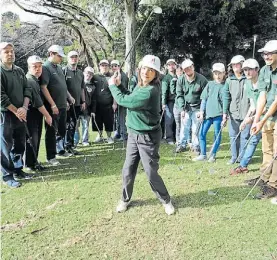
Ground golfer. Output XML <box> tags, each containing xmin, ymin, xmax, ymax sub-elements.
<box><xmin>108</xmin><ymin>55</ymin><xmax>175</xmax><ymax>215</ymax></box>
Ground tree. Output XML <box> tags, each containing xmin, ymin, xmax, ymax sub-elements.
<box><xmin>137</xmin><ymin>0</ymin><xmax>277</xmax><ymax>75</ymax></box>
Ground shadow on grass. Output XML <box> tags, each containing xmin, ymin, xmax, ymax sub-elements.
<box><xmin>129</xmin><ymin>185</ymin><xmax>256</xmax><ymax>209</ymax></box>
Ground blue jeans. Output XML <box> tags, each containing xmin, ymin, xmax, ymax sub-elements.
<box><xmin>74</xmin><ymin>115</ymin><xmax>90</xmax><ymax>144</ymax></box>
<box><xmin>173</xmin><ymin>104</ymin><xmax>184</xmax><ymax>144</ymax></box>
<box><xmin>228</xmin><ymin>117</ymin><xmax>251</xmax><ymax>161</ymax></box>
<box><xmin>180</xmin><ymin>109</ymin><xmax>199</xmax><ymax>149</ymax></box>
<box><xmin>199</xmin><ymin>116</ymin><xmax>222</xmax><ymax>155</ymax></box>
<box><xmin>1</xmin><ymin>111</ymin><xmax>26</xmax><ymax>181</ymax></box>
<box><xmin>164</xmin><ymin>101</ymin><xmax>175</xmax><ymax>142</ymax></box>
<box><xmin>240</xmin><ymin>131</ymin><xmax>262</xmax><ymax>167</ymax></box>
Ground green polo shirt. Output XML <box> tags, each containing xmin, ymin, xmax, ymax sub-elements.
<box><xmin>63</xmin><ymin>66</ymin><xmax>84</xmax><ymax>106</ymax></box>
<box><xmin>176</xmin><ymin>72</ymin><xmax>208</xmax><ymax>110</ymax></box>
<box><xmin>40</xmin><ymin>60</ymin><xmax>68</xmax><ymax>109</ymax></box>
<box><xmin>162</xmin><ymin>73</ymin><xmax>175</xmax><ymax>105</ymax></box>
<box><xmin>1</xmin><ymin>63</ymin><xmax>32</xmax><ymax>111</ymax></box>
<box><xmin>109</xmin><ymin>84</ymin><xmax>161</xmax><ymax>134</ymax></box>
<box><xmin>258</xmin><ymin>65</ymin><xmax>277</xmax><ymax>121</ymax></box>
<box><xmin>200</xmin><ymin>81</ymin><xmax>227</xmax><ymax>119</ymax></box>
<box><xmin>245</xmin><ymin>80</ymin><xmax>259</xmax><ymax>107</ymax></box>
<box><xmin>94</xmin><ymin>73</ymin><xmax>113</xmax><ymax>106</ymax></box>
<box><xmin>26</xmin><ymin>73</ymin><xmax>44</xmax><ymax>109</ymax></box>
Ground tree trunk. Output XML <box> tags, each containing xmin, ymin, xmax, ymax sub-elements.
<box><xmin>124</xmin><ymin>0</ymin><xmax>136</xmax><ymax>77</ymax></box>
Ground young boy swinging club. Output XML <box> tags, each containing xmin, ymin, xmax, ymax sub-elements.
<box><xmin>108</xmin><ymin>55</ymin><xmax>175</xmax><ymax>215</ymax></box>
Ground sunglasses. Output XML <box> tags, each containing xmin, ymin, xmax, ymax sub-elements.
<box><xmin>261</xmin><ymin>52</ymin><xmax>277</xmax><ymax>58</ymax></box>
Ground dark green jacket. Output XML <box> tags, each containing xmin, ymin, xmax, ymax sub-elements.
<box><xmin>94</xmin><ymin>73</ymin><xmax>113</xmax><ymax>106</ymax></box>
<box><xmin>40</xmin><ymin>60</ymin><xmax>68</xmax><ymax>109</ymax></box>
<box><xmin>109</xmin><ymin>84</ymin><xmax>161</xmax><ymax>134</ymax></box>
<box><xmin>223</xmin><ymin>74</ymin><xmax>249</xmax><ymax>120</ymax></box>
<box><xmin>200</xmin><ymin>81</ymin><xmax>227</xmax><ymax>119</ymax></box>
<box><xmin>245</xmin><ymin>80</ymin><xmax>259</xmax><ymax>107</ymax></box>
<box><xmin>1</xmin><ymin>63</ymin><xmax>32</xmax><ymax>111</ymax></box>
<box><xmin>26</xmin><ymin>73</ymin><xmax>44</xmax><ymax>109</ymax></box>
<box><xmin>258</xmin><ymin>65</ymin><xmax>277</xmax><ymax>121</ymax></box>
<box><xmin>63</xmin><ymin>65</ymin><xmax>84</xmax><ymax>106</ymax></box>
<box><xmin>162</xmin><ymin>73</ymin><xmax>175</xmax><ymax>105</ymax></box>
<box><xmin>176</xmin><ymin>72</ymin><xmax>208</xmax><ymax>111</ymax></box>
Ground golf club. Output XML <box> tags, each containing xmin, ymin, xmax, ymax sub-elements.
<box><xmin>92</xmin><ymin>113</ymin><xmax>107</xmax><ymax>144</ymax></box>
<box><xmin>223</xmin><ymin>130</ymin><xmax>242</xmax><ymax>161</ymax></box>
<box><xmin>160</xmin><ymin>108</ymin><xmax>165</xmax><ymax>124</ymax></box>
<box><xmin>113</xmin><ymin>109</ymin><xmax>116</xmax><ymax>150</ymax></box>
<box><xmin>23</xmin><ymin>122</ymin><xmax>45</xmax><ymax>183</ymax></box>
<box><xmin>226</xmin><ymin>155</ymin><xmax>277</xmax><ymax>220</ymax></box>
<box><xmin>121</xmin><ymin>6</ymin><xmax>162</xmax><ymax>69</ymax></box>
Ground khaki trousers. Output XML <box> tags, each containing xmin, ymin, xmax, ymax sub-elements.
<box><xmin>260</xmin><ymin>121</ymin><xmax>277</xmax><ymax>188</ymax></box>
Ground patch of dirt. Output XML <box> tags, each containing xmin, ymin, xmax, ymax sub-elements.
<box><xmin>45</xmin><ymin>198</ymin><xmax>64</xmax><ymax>210</ymax></box>
<box><xmin>1</xmin><ymin>220</ymin><xmax>26</xmax><ymax>232</ymax></box>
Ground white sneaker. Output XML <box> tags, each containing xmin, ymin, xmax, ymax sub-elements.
<box><xmin>82</xmin><ymin>142</ymin><xmax>90</xmax><ymax>146</ymax></box>
<box><xmin>163</xmin><ymin>201</ymin><xmax>175</xmax><ymax>215</ymax></box>
<box><xmin>94</xmin><ymin>136</ymin><xmax>103</xmax><ymax>143</ymax></box>
<box><xmin>192</xmin><ymin>155</ymin><xmax>207</xmax><ymax>162</ymax></box>
<box><xmin>271</xmin><ymin>197</ymin><xmax>277</xmax><ymax>205</ymax></box>
<box><xmin>47</xmin><ymin>158</ymin><xmax>60</xmax><ymax>166</ymax></box>
<box><xmin>116</xmin><ymin>200</ymin><xmax>130</xmax><ymax>213</ymax></box>
<box><xmin>208</xmin><ymin>155</ymin><xmax>216</xmax><ymax>163</ymax></box>
<box><xmin>107</xmin><ymin>137</ymin><xmax>114</xmax><ymax>144</ymax></box>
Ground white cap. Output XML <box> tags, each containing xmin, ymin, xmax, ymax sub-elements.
<box><xmin>0</xmin><ymin>42</ymin><xmax>14</xmax><ymax>51</ymax></box>
<box><xmin>27</xmin><ymin>55</ymin><xmax>43</xmax><ymax>64</ymax></box>
<box><xmin>212</xmin><ymin>63</ymin><xmax>225</xmax><ymax>72</ymax></box>
<box><xmin>229</xmin><ymin>55</ymin><xmax>245</xmax><ymax>66</ymax></box>
<box><xmin>166</xmin><ymin>59</ymin><xmax>177</xmax><ymax>65</ymax></box>
<box><xmin>99</xmin><ymin>59</ymin><xmax>109</xmax><ymax>65</ymax></box>
<box><xmin>181</xmin><ymin>59</ymin><xmax>194</xmax><ymax>69</ymax></box>
<box><xmin>242</xmin><ymin>58</ymin><xmax>260</xmax><ymax>69</ymax></box>
<box><xmin>258</xmin><ymin>40</ymin><xmax>277</xmax><ymax>53</ymax></box>
<box><xmin>111</xmin><ymin>60</ymin><xmax>120</xmax><ymax>66</ymax></box>
<box><xmin>68</xmin><ymin>50</ymin><xmax>79</xmax><ymax>57</ymax></box>
<box><xmin>141</xmin><ymin>55</ymin><xmax>161</xmax><ymax>73</ymax></box>
<box><xmin>84</xmin><ymin>66</ymin><xmax>94</xmax><ymax>73</ymax></box>
<box><xmin>48</xmin><ymin>45</ymin><xmax>66</xmax><ymax>57</ymax></box>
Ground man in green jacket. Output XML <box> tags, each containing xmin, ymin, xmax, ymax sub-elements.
<box><xmin>111</xmin><ymin>60</ymin><xmax>129</xmax><ymax>141</ymax></box>
<box><xmin>93</xmin><ymin>59</ymin><xmax>115</xmax><ymax>143</ymax></box>
<box><xmin>25</xmin><ymin>55</ymin><xmax>52</xmax><ymax>172</ymax></box>
<box><xmin>251</xmin><ymin>40</ymin><xmax>277</xmax><ymax>199</ymax></box>
<box><xmin>162</xmin><ymin>59</ymin><xmax>177</xmax><ymax>145</ymax></box>
<box><xmin>224</xmin><ymin>55</ymin><xmax>250</xmax><ymax>165</ymax></box>
<box><xmin>63</xmin><ymin>51</ymin><xmax>86</xmax><ymax>155</ymax></box>
<box><xmin>40</xmin><ymin>45</ymin><xmax>70</xmax><ymax>165</ymax></box>
<box><xmin>0</xmin><ymin>42</ymin><xmax>32</xmax><ymax>187</ymax></box>
<box><xmin>176</xmin><ymin>59</ymin><xmax>208</xmax><ymax>153</ymax></box>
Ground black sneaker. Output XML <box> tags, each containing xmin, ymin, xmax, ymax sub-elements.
<box><xmin>14</xmin><ymin>169</ymin><xmax>33</xmax><ymax>180</ymax></box>
<box><xmin>244</xmin><ymin>177</ymin><xmax>266</xmax><ymax>187</ymax></box>
<box><xmin>176</xmin><ymin>145</ymin><xmax>186</xmax><ymax>153</ymax></box>
<box><xmin>255</xmin><ymin>185</ymin><xmax>277</xmax><ymax>199</ymax></box>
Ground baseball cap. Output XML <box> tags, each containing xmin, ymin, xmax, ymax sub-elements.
<box><xmin>258</xmin><ymin>40</ymin><xmax>277</xmax><ymax>53</ymax></box>
<box><xmin>141</xmin><ymin>55</ymin><xmax>161</xmax><ymax>73</ymax></box>
<box><xmin>48</xmin><ymin>45</ymin><xmax>66</xmax><ymax>57</ymax></box>
<box><xmin>181</xmin><ymin>59</ymin><xmax>194</xmax><ymax>69</ymax></box>
<box><xmin>111</xmin><ymin>60</ymin><xmax>120</xmax><ymax>66</ymax></box>
<box><xmin>84</xmin><ymin>66</ymin><xmax>94</xmax><ymax>73</ymax></box>
<box><xmin>212</xmin><ymin>63</ymin><xmax>225</xmax><ymax>72</ymax></box>
<box><xmin>228</xmin><ymin>55</ymin><xmax>245</xmax><ymax>66</ymax></box>
<box><xmin>27</xmin><ymin>55</ymin><xmax>43</xmax><ymax>64</ymax></box>
<box><xmin>242</xmin><ymin>58</ymin><xmax>260</xmax><ymax>69</ymax></box>
<box><xmin>0</xmin><ymin>42</ymin><xmax>14</xmax><ymax>51</ymax></box>
<box><xmin>166</xmin><ymin>59</ymin><xmax>177</xmax><ymax>65</ymax></box>
<box><xmin>99</xmin><ymin>59</ymin><xmax>109</xmax><ymax>65</ymax></box>
<box><xmin>67</xmin><ymin>50</ymin><xmax>79</xmax><ymax>57</ymax></box>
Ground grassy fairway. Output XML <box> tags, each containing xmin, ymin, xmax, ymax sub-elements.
<box><xmin>1</xmin><ymin>131</ymin><xmax>277</xmax><ymax>260</ymax></box>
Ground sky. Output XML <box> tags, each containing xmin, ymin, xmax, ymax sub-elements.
<box><xmin>1</xmin><ymin>2</ymin><xmax>49</xmax><ymax>23</ymax></box>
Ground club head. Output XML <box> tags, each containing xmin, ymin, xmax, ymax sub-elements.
<box><xmin>208</xmin><ymin>190</ymin><xmax>218</xmax><ymax>196</ymax></box>
<box><xmin>153</xmin><ymin>6</ymin><xmax>162</xmax><ymax>14</ymax></box>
